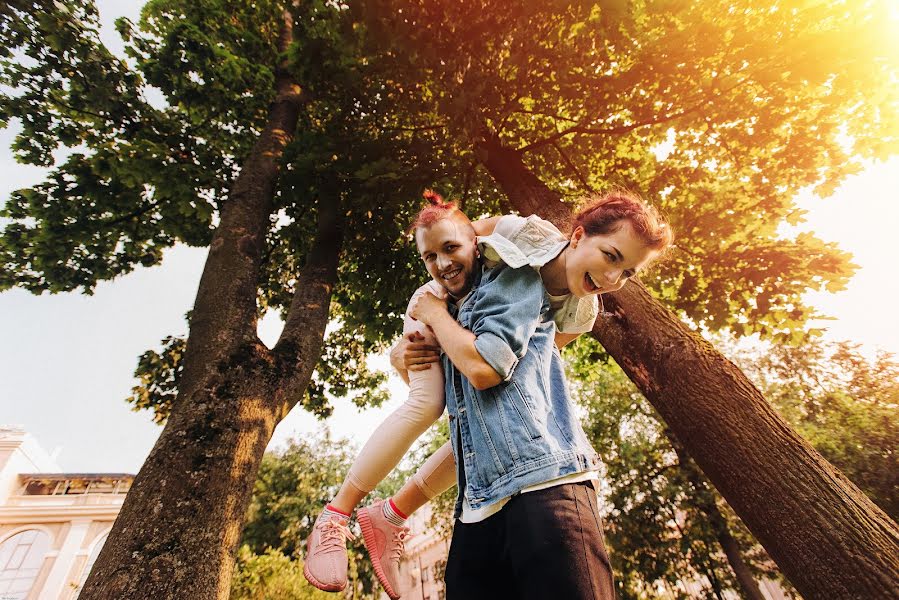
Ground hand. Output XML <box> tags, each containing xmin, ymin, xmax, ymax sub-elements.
<box><xmin>410</xmin><ymin>291</ymin><xmax>448</xmax><ymax>326</ymax></box>
<box><xmin>394</xmin><ymin>332</ymin><xmax>441</xmax><ymax>371</ymax></box>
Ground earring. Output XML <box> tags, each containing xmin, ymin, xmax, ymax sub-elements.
<box><xmin>598</xmin><ymin>294</ymin><xmax>614</xmax><ymax>318</ymax></box>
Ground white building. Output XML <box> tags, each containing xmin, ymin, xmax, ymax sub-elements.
<box><xmin>0</xmin><ymin>426</ymin><xmax>133</xmax><ymax>599</ymax></box>
<box><xmin>385</xmin><ymin>505</ymin><xmax>449</xmax><ymax>600</ymax></box>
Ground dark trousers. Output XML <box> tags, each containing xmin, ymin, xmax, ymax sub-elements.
<box><xmin>444</xmin><ymin>481</ymin><xmax>616</xmax><ymax>600</ymax></box>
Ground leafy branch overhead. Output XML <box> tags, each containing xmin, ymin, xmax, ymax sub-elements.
<box><xmin>4</xmin><ymin>0</ymin><xmax>892</xmax><ymax>344</ymax></box>
<box><xmin>129</xmin><ymin>317</ymin><xmax>391</xmax><ymax>423</ymax></box>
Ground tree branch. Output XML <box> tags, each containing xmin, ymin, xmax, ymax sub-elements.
<box><xmin>274</xmin><ymin>193</ymin><xmax>344</xmax><ymax>404</ymax></box>
<box><xmin>551</xmin><ymin>141</ymin><xmax>594</xmax><ymax>193</ymax></box>
<box><xmin>518</xmin><ymin>107</ymin><xmax>695</xmax><ymax>155</ymax></box>
<box><xmin>99</xmin><ymin>200</ymin><xmax>159</xmax><ymax>228</ymax></box>
<box><xmin>516</xmin><ymin>73</ymin><xmax>758</xmax><ymax>156</ymax></box>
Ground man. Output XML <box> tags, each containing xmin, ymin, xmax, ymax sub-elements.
<box><xmin>405</xmin><ymin>201</ymin><xmax>615</xmax><ymax>599</ymax></box>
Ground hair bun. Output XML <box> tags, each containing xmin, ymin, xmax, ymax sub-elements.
<box><xmin>422</xmin><ymin>188</ymin><xmax>445</xmax><ymax>206</ymax></box>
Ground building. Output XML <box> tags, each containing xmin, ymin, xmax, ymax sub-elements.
<box><xmin>0</xmin><ymin>426</ymin><xmax>133</xmax><ymax>600</ymax></box>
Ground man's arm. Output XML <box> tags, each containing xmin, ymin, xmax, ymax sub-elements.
<box><xmin>468</xmin><ymin>265</ymin><xmax>546</xmax><ymax>384</ymax></box>
<box><xmin>389</xmin><ymin>340</ymin><xmax>411</xmax><ymax>385</ymax></box>
<box><xmin>411</xmin><ymin>293</ymin><xmax>501</xmax><ymax>390</ymax></box>
<box><xmin>390</xmin><ymin>332</ymin><xmax>442</xmax><ymax>385</ymax></box>
<box><xmin>427</xmin><ymin>310</ymin><xmax>502</xmax><ymax>390</ymax></box>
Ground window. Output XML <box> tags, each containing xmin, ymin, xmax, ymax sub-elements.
<box><xmin>0</xmin><ymin>530</ymin><xmax>50</xmax><ymax>599</ymax></box>
<box><xmin>20</xmin><ymin>478</ymin><xmax>132</xmax><ymax>496</ymax></box>
<box><xmin>76</xmin><ymin>532</ymin><xmax>108</xmax><ymax>598</ymax></box>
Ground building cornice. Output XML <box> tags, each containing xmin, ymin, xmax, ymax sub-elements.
<box><xmin>0</xmin><ymin>505</ymin><xmax>121</xmax><ymax>523</ymax></box>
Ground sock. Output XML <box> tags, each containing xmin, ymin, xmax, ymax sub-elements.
<box><xmin>320</xmin><ymin>503</ymin><xmax>351</xmax><ymax>522</ymax></box>
<box><xmin>383</xmin><ymin>498</ymin><xmax>408</xmax><ymax>526</ymax></box>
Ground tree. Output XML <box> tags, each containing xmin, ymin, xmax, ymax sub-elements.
<box><xmin>567</xmin><ymin>339</ymin><xmax>782</xmax><ymax>600</ymax></box>
<box><xmin>567</xmin><ymin>335</ymin><xmax>898</xmax><ymax>599</ymax></box>
<box><xmin>732</xmin><ymin>339</ymin><xmax>899</xmax><ymax>522</ymax></box>
<box><xmin>1</xmin><ymin>2</ymin><xmax>416</xmax><ymax>597</ymax></box>
<box><xmin>3</xmin><ymin>0</ymin><xmax>898</xmax><ymax>598</ymax></box>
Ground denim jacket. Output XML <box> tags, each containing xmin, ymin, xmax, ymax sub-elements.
<box><xmin>444</xmin><ymin>263</ymin><xmax>601</xmax><ymax>518</ymax></box>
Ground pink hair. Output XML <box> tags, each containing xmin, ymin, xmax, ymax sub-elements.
<box><xmin>408</xmin><ymin>189</ymin><xmax>472</xmax><ymax>234</ymax></box>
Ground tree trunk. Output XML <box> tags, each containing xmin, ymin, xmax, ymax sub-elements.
<box><xmin>716</xmin><ymin>525</ymin><xmax>766</xmax><ymax>600</ymax></box>
<box><xmin>476</xmin><ymin>131</ymin><xmax>899</xmax><ymax>600</ymax></box>
<box><xmin>79</xmin><ymin>7</ymin><xmax>343</xmax><ymax>599</ymax></box>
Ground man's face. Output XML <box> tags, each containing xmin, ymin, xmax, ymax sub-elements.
<box><xmin>415</xmin><ymin>217</ymin><xmax>479</xmax><ymax>299</ymax></box>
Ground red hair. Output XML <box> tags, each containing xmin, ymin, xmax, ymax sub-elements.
<box><xmin>571</xmin><ymin>190</ymin><xmax>672</xmax><ymax>251</ymax></box>
<box><xmin>408</xmin><ymin>189</ymin><xmax>473</xmax><ymax>234</ymax></box>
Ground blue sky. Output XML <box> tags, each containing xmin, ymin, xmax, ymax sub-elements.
<box><xmin>1</xmin><ymin>1</ymin><xmax>897</xmax><ymax>473</ymax></box>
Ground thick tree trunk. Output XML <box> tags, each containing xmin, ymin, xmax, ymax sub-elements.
<box><xmin>476</xmin><ymin>132</ymin><xmax>899</xmax><ymax>600</ymax></box>
<box><xmin>79</xmin><ymin>8</ymin><xmax>343</xmax><ymax>599</ymax></box>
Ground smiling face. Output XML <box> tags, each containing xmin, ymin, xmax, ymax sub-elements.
<box><xmin>565</xmin><ymin>220</ymin><xmax>659</xmax><ymax>297</ymax></box>
<box><xmin>415</xmin><ymin>216</ymin><xmax>479</xmax><ymax>299</ymax></box>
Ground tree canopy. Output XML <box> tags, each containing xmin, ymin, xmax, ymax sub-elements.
<box><xmin>4</xmin><ymin>0</ymin><xmax>893</xmax><ymax>422</ymax></box>
<box><xmin>5</xmin><ymin>0</ymin><xmax>895</xmax><ymax>349</ymax></box>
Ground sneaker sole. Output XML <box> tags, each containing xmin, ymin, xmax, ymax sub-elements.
<box><xmin>303</xmin><ymin>537</ymin><xmax>348</xmax><ymax>593</ymax></box>
<box><xmin>358</xmin><ymin>508</ymin><xmax>400</xmax><ymax>600</ymax></box>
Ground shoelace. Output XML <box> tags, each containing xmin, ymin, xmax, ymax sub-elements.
<box><xmin>317</xmin><ymin>518</ymin><xmax>356</xmax><ymax>552</ymax></box>
<box><xmin>390</xmin><ymin>528</ymin><xmax>411</xmax><ymax>563</ymax></box>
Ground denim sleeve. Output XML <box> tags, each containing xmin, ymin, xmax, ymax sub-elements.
<box><xmin>470</xmin><ymin>265</ymin><xmax>545</xmax><ymax>382</ymax></box>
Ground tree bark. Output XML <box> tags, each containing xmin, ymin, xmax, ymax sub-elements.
<box><xmin>475</xmin><ymin>131</ymin><xmax>899</xmax><ymax>600</ymax></box>
<box><xmin>79</xmin><ymin>7</ymin><xmax>342</xmax><ymax>599</ymax></box>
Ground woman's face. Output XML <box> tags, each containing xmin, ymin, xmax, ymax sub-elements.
<box><xmin>565</xmin><ymin>220</ymin><xmax>658</xmax><ymax>298</ymax></box>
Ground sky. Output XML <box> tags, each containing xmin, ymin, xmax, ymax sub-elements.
<box><xmin>1</xmin><ymin>1</ymin><xmax>898</xmax><ymax>474</ymax></box>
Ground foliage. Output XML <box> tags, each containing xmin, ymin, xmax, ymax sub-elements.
<box><xmin>565</xmin><ymin>338</ymin><xmax>771</xmax><ymax>599</ymax></box>
<box><xmin>3</xmin><ymin>0</ymin><xmax>896</xmax><ymax>422</ymax></box>
<box><xmin>239</xmin><ymin>432</ymin><xmax>409</xmax><ymax>599</ymax></box>
<box><xmin>128</xmin><ymin>318</ymin><xmax>390</xmax><ymax>423</ymax></box>
<box><xmin>127</xmin><ymin>334</ymin><xmax>185</xmax><ymax>423</ymax></box>
<box><xmin>362</xmin><ymin>0</ymin><xmax>897</xmax><ymax>340</ymax></box>
<box><xmin>231</xmin><ymin>546</ymin><xmax>333</xmax><ymax>600</ymax></box>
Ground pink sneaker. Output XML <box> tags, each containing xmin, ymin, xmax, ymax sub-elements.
<box><xmin>303</xmin><ymin>513</ymin><xmax>356</xmax><ymax>592</ymax></box>
<box><xmin>357</xmin><ymin>501</ymin><xmax>410</xmax><ymax>600</ymax></box>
